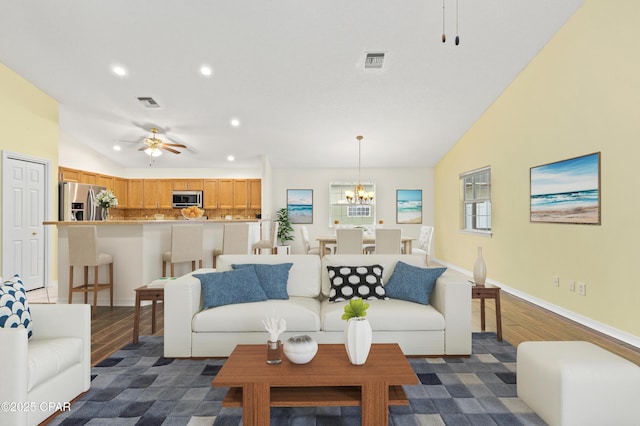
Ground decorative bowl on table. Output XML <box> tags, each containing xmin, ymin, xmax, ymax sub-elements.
<box><xmin>283</xmin><ymin>335</ymin><xmax>318</xmax><ymax>364</ymax></box>
<box><xmin>181</xmin><ymin>206</ymin><xmax>204</xmax><ymax>220</ymax></box>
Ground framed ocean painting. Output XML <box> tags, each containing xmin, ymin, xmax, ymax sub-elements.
<box><xmin>287</xmin><ymin>189</ymin><xmax>313</xmax><ymax>224</ymax></box>
<box><xmin>396</xmin><ymin>189</ymin><xmax>422</xmax><ymax>224</ymax></box>
<box><xmin>530</xmin><ymin>152</ymin><xmax>601</xmax><ymax>225</ymax></box>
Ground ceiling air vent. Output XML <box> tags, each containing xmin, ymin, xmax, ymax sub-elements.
<box><xmin>364</xmin><ymin>52</ymin><xmax>385</xmax><ymax>69</ymax></box>
<box><xmin>137</xmin><ymin>97</ymin><xmax>160</xmax><ymax>108</ymax></box>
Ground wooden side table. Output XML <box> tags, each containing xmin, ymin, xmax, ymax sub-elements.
<box><xmin>133</xmin><ymin>284</ymin><xmax>165</xmax><ymax>344</ymax></box>
<box><xmin>472</xmin><ymin>284</ymin><xmax>502</xmax><ymax>341</ymax></box>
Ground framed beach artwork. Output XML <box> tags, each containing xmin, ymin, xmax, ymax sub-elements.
<box><xmin>396</xmin><ymin>189</ymin><xmax>422</xmax><ymax>224</ymax></box>
<box><xmin>530</xmin><ymin>152</ymin><xmax>601</xmax><ymax>225</ymax></box>
<box><xmin>287</xmin><ymin>189</ymin><xmax>313</xmax><ymax>224</ymax></box>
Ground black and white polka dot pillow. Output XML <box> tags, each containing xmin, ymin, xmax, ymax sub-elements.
<box><xmin>327</xmin><ymin>265</ymin><xmax>388</xmax><ymax>302</ymax></box>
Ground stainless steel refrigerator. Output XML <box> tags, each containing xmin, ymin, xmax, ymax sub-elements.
<box><xmin>59</xmin><ymin>182</ymin><xmax>107</xmax><ymax>221</ymax></box>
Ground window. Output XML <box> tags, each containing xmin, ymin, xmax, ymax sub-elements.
<box><xmin>461</xmin><ymin>167</ymin><xmax>491</xmax><ymax>233</ymax></box>
<box><xmin>347</xmin><ymin>205</ymin><xmax>372</xmax><ymax>217</ymax></box>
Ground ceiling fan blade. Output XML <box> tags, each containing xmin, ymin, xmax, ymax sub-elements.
<box><xmin>162</xmin><ymin>143</ymin><xmax>187</xmax><ymax>148</ymax></box>
<box><xmin>161</xmin><ymin>146</ymin><xmax>181</xmax><ymax>154</ymax></box>
<box><xmin>137</xmin><ymin>146</ymin><xmax>148</xmax><ymax>151</ymax></box>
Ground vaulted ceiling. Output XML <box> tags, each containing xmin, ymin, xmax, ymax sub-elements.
<box><xmin>0</xmin><ymin>0</ymin><xmax>584</xmax><ymax>169</ymax></box>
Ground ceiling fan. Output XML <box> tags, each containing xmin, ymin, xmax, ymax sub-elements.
<box><xmin>138</xmin><ymin>128</ymin><xmax>186</xmax><ymax>157</ymax></box>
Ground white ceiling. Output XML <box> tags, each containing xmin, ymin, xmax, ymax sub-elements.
<box><xmin>0</xmin><ymin>0</ymin><xmax>583</xmax><ymax>170</ymax></box>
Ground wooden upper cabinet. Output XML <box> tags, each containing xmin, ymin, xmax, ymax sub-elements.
<box><xmin>143</xmin><ymin>180</ymin><xmax>160</xmax><ymax>208</ymax></box>
<box><xmin>59</xmin><ymin>167</ymin><xmax>79</xmax><ymax>182</ymax></box>
<box><xmin>97</xmin><ymin>175</ymin><xmax>114</xmax><ymax>190</ymax></box>
<box><xmin>233</xmin><ymin>179</ymin><xmax>249</xmax><ymax>209</ymax></box>
<box><xmin>203</xmin><ymin>179</ymin><xmax>219</xmax><ymax>209</ymax></box>
<box><xmin>249</xmin><ymin>179</ymin><xmax>261</xmax><ymax>209</ymax></box>
<box><xmin>173</xmin><ymin>179</ymin><xmax>203</xmax><ymax>191</ymax></box>
<box><xmin>159</xmin><ymin>180</ymin><xmax>173</xmax><ymax>208</ymax></box>
<box><xmin>218</xmin><ymin>179</ymin><xmax>234</xmax><ymax>209</ymax></box>
<box><xmin>79</xmin><ymin>171</ymin><xmax>97</xmax><ymax>185</ymax></box>
<box><xmin>128</xmin><ymin>179</ymin><xmax>144</xmax><ymax>208</ymax></box>
<box><xmin>113</xmin><ymin>178</ymin><xmax>128</xmax><ymax>208</ymax></box>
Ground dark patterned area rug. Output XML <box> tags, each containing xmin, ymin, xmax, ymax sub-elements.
<box><xmin>49</xmin><ymin>333</ymin><xmax>545</xmax><ymax>425</ymax></box>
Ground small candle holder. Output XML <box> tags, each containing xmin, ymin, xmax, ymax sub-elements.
<box><xmin>266</xmin><ymin>340</ymin><xmax>282</xmax><ymax>364</ymax></box>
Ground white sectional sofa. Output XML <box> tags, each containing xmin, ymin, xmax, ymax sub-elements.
<box><xmin>164</xmin><ymin>254</ymin><xmax>472</xmax><ymax>357</ymax></box>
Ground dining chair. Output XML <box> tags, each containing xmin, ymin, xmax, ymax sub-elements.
<box><xmin>301</xmin><ymin>226</ymin><xmax>332</xmax><ymax>256</ymax></box>
<box><xmin>374</xmin><ymin>228</ymin><xmax>402</xmax><ymax>254</ymax></box>
<box><xmin>252</xmin><ymin>221</ymin><xmax>279</xmax><ymax>254</ymax></box>
<box><xmin>68</xmin><ymin>225</ymin><xmax>113</xmax><ymax>318</ymax></box>
<box><xmin>162</xmin><ymin>224</ymin><xmax>204</xmax><ymax>277</ymax></box>
<box><xmin>411</xmin><ymin>225</ymin><xmax>434</xmax><ymax>266</ymax></box>
<box><xmin>336</xmin><ymin>228</ymin><xmax>364</xmax><ymax>254</ymax></box>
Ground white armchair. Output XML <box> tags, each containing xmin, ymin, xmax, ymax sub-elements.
<box><xmin>0</xmin><ymin>303</ymin><xmax>91</xmax><ymax>426</ymax></box>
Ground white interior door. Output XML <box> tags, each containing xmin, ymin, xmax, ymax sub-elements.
<box><xmin>2</xmin><ymin>153</ymin><xmax>48</xmax><ymax>290</ymax></box>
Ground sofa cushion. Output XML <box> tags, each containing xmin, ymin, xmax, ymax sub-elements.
<box><xmin>217</xmin><ymin>255</ymin><xmax>321</xmax><ymax>298</ymax></box>
<box><xmin>27</xmin><ymin>337</ymin><xmax>83</xmax><ymax>391</ymax></box>
<box><xmin>326</xmin><ymin>265</ymin><xmax>387</xmax><ymax>301</ymax></box>
<box><xmin>320</xmin><ymin>299</ymin><xmax>445</xmax><ymax>332</ymax></box>
<box><xmin>195</xmin><ymin>268</ymin><xmax>267</xmax><ymax>309</ymax></box>
<box><xmin>322</xmin><ymin>254</ymin><xmax>427</xmax><ymax>297</ymax></box>
<box><xmin>384</xmin><ymin>262</ymin><xmax>446</xmax><ymax>305</ymax></box>
<box><xmin>231</xmin><ymin>263</ymin><xmax>293</xmax><ymax>300</ymax></box>
<box><xmin>0</xmin><ymin>274</ymin><xmax>33</xmax><ymax>339</ymax></box>
<box><xmin>192</xmin><ymin>297</ymin><xmax>321</xmax><ymax>332</ymax></box>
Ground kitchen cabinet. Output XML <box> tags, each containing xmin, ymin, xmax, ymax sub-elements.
<box><xmin>113</xmin><ymin>178</ymin><xmax>128</xmax><ymax>208</ymax></box>
<box><xmin>233</xmin><ymin>179</ymin><xmax>249</xmax><ymax>209</ymax></box>
<box><xmin>203</xmin><ymin>179</ymin><xmax>219</xmax><ymax>208</ymax></box>
<box><xmin>143</xmin><ymin>179</ymin><xmax>173</xmax><ymax>208</ymax></box>
<box><xmin>128</xmin><ymin>179</ymin><xmax>144</xmax><ymax>208</ymax></box>
<box><xmin>59</xmin><ymin>167</ymin><xmax>80</xmax><ymax>182</ymax></box>
<box><xmin>79</xmin><ymin>171</ymin><xmax>97</xmax><ymax>185</ymax></box>
<box><xmin>97</xmin><ymin>175</ymin><xmax>114</xmax><ymax>190</ymax></box>
<box><xmin>218</xmin><ymin>179</ymin><xmax>234</xmax><ymax>209</ymax></box>
<box><xmin>173</xmin><ymin>179</ymin><xmax>203</xmax><ymax>191</ymax></box>
<box><xmin>249</xmin><ymin>179</ymin><xmax>261</xmax><ymax>209</ymax></box>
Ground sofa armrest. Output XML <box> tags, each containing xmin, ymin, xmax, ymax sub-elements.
<box><xmin>430</xmin><ymin>272</ymin><xmax>472</xmax><ymax>355</ymax></box>
<box><xmin>164</xmin><ymin>269</ymin><xmax>209</xmax><ymax>357</ymax></box>
<box><xmin>0</xmin><ymin>328</ymin><xmax>29</xmax><ymax>426</ymax></box>
<box><xmin>30</xmin><ymin>303</ymin><xmax>92</xmax><ymax>391</ymax></box>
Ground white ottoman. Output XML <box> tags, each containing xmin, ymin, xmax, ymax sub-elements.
<box><xmin>517</xmin><ymin>341</ymin><xmax>640</xmax><ymax>426</ymax></box>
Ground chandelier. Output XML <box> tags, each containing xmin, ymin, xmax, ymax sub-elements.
<box><xmin>345</xmin><ymin>135</ymin><xmax>374</xmax><ymax>204</ymax></box>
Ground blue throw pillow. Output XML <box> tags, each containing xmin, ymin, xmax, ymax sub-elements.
<box><xmin>0</xmin><ymin>274</ymin><xmax>33</xmax><ymax>339</ymax></box>
<box><xmin>384</xmin><ymin>261</ymin><xmax>446</xmax><ymax>305</ymax></box>
<box><xmin>195</xmin><ymin>268</ymin><xmax>268</xmax><ymax>309</ymax></box>
<box><xmin>231</xmin><ymin>263</ymin><xmax>293</xmax><ymax>300</ymax></box>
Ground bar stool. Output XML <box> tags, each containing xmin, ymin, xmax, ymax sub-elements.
<box><xmin>212</xmin><ymin>223</ymin><xmax>251</xmax><ymax>266</ymax></box>
<box><xmin>252</xmin><ymin>221</ymin><xmax>279</xmax><ymax>254</ymax></box>
<box><xmin>162</xmin><ymin>224</ymin><xmax>204</xmax><ymax>277</ymax></box>
<box><xmin>68</xmin><ymin>225</ymin><xmax>113</xmax><ymax>318</ymax></box>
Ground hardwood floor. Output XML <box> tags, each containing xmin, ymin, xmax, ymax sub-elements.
<box><xmin>87</xmin><ymin>291</ymin><xmax>639</xmax><ymax>367</ymax></box>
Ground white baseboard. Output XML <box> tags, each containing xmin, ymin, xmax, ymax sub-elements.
<box><xmin>434</xmin><ymin>257</ymin><xmax>640</xmax><ymax>349</ymax></box>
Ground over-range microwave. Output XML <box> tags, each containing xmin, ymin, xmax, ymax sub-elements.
<box><xmin>172</xmin><ymin>190</ymin><xmax>203</xmax><ymax>208</ymax></box>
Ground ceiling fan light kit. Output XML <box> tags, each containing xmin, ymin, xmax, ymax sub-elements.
<box><xmin>137</xmin><ymin>127</ymin><xmax>187</xmax><ymax>163</ymax></box>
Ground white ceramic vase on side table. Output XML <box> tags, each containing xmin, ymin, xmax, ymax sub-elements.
<box><xmin>473</xmin><ymin>246</ymin><xmax>487</xmax><ymax>286</ymax></box>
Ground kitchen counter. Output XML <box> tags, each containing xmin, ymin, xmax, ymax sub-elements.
<box><xmin>44</xmin><ymin>219</ymin><xmax>261</xmax><ymax>225</ymax></box>
<box><xmin>47</xmin><ymin>220</ymin><xmax>262</xmax><ymax>306</ymax></box>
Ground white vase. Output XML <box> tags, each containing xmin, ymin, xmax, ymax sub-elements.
<box><xmin>473</xmin><ymin>246</ymin><xmax>487</xmax><ymax>286</ymax></box>
<box><xmin>101</xmin><ymin>208</ymin><xmax>109</xmax><ymax>221</ymax></box>
<box><xmin>344</xmin><ymin>317</ymin><xmax>372</xmax><ymax>365</ymax></box>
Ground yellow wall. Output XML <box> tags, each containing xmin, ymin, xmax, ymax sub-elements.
<box><xmin>0</xmin><ymin>63</ymin><xmax>59</xmax><ymax>280</ymax></box>
<box><xmin>435</xmin><ymin>0</ymin><xmax>640</xmax><ymax>340</ymax></box>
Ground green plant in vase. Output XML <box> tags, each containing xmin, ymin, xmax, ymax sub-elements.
<box><xmin>342</xmin><ymin>298</ymin><xmax>369</xmax><ymax>320</ymax></box>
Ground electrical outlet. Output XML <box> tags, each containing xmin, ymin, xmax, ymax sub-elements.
<box><xmin>568</xmin><ymin>280</ymin><xmax>575</xmax><ymax>292</ymax></box>
<box><xmin>578</xmin><ymin>282</ymin><xmax>586</xmax><ymax>296</ymax></box>
<box><xmin>553</xmin><ymin>276</ymin><xmax>559</xmax><ymax>287</ymax></box>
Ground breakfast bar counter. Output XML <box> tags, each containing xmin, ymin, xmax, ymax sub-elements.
<box><xmin>45</xmin><ymin>220</ymin><xmax>261</xmax><ymax>306</ymax></box>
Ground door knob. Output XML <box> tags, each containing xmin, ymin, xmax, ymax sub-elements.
<box><xmin>32</xmin><ymin>232</ymin><xmax>37</xmax><ymax>235</ymax></box>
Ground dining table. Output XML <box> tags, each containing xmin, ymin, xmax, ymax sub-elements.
<box><xmin>316</xmin><ymin>234</ymin><xmax>415</xmax><ymax>258</ymax></box>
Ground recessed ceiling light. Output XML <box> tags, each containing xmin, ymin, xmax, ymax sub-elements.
<box><xmin>200</xmin><ymin>66</ymin><xmax>213</xmax><ymax>76</ymax></box>
<box><xmin>112</xmin><ymin>66</ymin><xmax>127</xmax><ymax>77</ymax></box>
<box><xmin>230</xmin><ymin>118</ymin><xmax>240</xmax><ymax>127</ymax></box>
<box><xmin>112</xmin><ymin>145</ymin><xmax>121</xmax><ymax>151</ymax></box>
<box><xmin>227</xmin><ymin>155</ymin><xmax>235</xmax><ymax>162</ymax></box>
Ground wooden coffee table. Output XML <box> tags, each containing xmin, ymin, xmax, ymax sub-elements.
<box><xmin>212</xmin><ymin>343</ymin><xmax>419</xmax><ymax>426</ymax></box>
